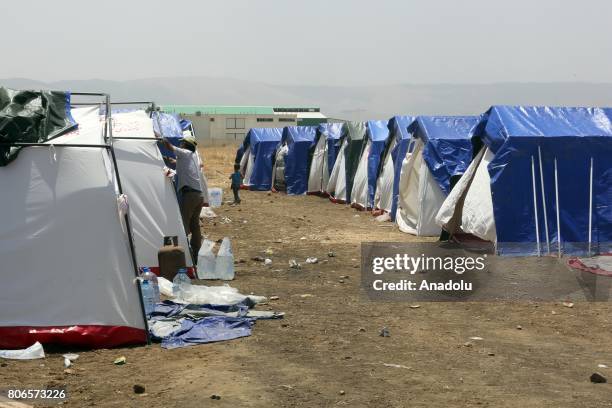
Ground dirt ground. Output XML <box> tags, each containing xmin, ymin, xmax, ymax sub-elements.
<box><xmin>1</xmin><ymin>145</ymin><xmax>611</xmax><ymax>408</ymax></box>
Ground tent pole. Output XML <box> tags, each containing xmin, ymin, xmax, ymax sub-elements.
<box><xmin>588</xmin><ymin>157</ymin><xmax>594</xmax><ymax>256</ymax></box>
<box><xmin>104</xmin><ymin>94</ymin><xmax>151</xmax><ymax>344</ymax></box>
<box><xmin>554</xmin><ymin>158</ymin><xmax>562</xmax><ymax>258</ymax></box>
<box><xmin>531</xmin><ymin>156</ymin><xmax>541</xmax><ymax>256</ymax></box>
<box><xmin>538</xmin><ymin>146</ymin><xmax>550</xmax><ymax>255</ymax></box>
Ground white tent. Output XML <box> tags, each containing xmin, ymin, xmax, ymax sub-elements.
<box><xmin>307</xmin><ymin>123</ymin><xmax>343</xmax><ymax>195</ymax></box>
<box><xmin>373</xmin><ymin>145</ymin><xmax>395</xmax><ymax>213</ymax></box>
<box><xmin>326</xmin><ymin>137</ymin><xmax>348</xmax><ymax>203</ymax></box>
<box><xmin>351</xmin><ymin>120</ymin><xmax>389</xmax><ymax>210</ymax></box>
<box><xmin>0</xmin><ymin>106</ymin><xmax>147</xmax><ymax>348</ymax></box>
<box><xmin>111</xmin><ymin>110</ymin><xmax>195</xmax><ymax>275</ymax></box>
<box><xmin>396</xmin><ymin>116</ymin><xmax>480</xmax><ymax>236</ymax></box>
<box><xmin>395</xmin><ymin>137</ymin><xmax>448</xmax><ymax>235</ymax></box>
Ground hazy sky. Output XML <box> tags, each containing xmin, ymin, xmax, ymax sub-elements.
<box><xmin>2</xmin><ymin>0</ymin><xmax>612</xmax><ymax>85</ymax></box>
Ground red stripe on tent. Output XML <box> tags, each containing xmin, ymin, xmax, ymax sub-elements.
<box><xmin>568</xmin><ymin>255</ymin><xmax>612</xmax><ymax>277</ymax></box>
<box><xmin>149</xmin><ymin>266</ymin><xmax>196</xmax><ymax>279</ymax></box>
<box><xmin>0</xmin><ymin>325</ymin><xmax>147</xmax><ymax>349</ymax></box>
<box><xmin>307</xmin><ymin>191</ymin><xmax>330</xmax><ymax>198</ymax></box>
<box><xmin>371</xmin><ymin>209</ymin><xmax>386</xmax><ymax>217</ymax></box>
<box><xmin>239</xmin><ymin>185</ymin><xmax>250</xmax><ymax>190</ymax></box>
<box><xmin>329</xmin><ymin>197</ymin><xmax>346</xmax><ymax>204</ymax></box>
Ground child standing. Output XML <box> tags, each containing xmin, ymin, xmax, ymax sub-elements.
<box><xmin>229</xmin><ymin>164</ymin><xmax>242</xmax><ymax>204</ymax></box>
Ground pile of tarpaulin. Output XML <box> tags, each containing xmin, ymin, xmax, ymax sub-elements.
<box><xmin>150</xmin><ymin>278</ymin><xmax>283</xmax><ymax>349</ymax></box>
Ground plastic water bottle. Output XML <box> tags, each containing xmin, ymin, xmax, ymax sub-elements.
<box><xmin>140</xmin><ymin>267</ymin><xmax>160</xmax><ymax>302</ymax></box>
<box><xmin>140</xmin><ymin>280</ymin><xmax>156</xmax><ymax>317</ymax></box>
<box><xmin>172</xmin><ymin>268</ymin><xmax>191</xmax><ymax>298</ymax></box>
<box><xmin>214</xmin><ymin>237</ymin><xmax>235</xmax><ymax>280</ymax></box>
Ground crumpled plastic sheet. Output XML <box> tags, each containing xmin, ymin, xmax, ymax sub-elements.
<box><xmin>161</xmin><ymin>317</ymin><xmax>254</xmax><ymax>349</ymax></box>
<box><xmin>157</xmin><ymin>278</ymin><xmax>266</xmax><ymax>306</ymax></box>
<box><xmin>149</xmin><ymin>301</ymin><xmax>283</xmax><ymax>349</ymax></box>
<box><xmin>0</xmin><ymin>341</ymin><xmax>45</xmax><ymax>359</ymax></box>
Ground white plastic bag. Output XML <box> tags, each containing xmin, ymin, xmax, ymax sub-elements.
<box><xmin>197</xmin><ymin>239</ymin><xmax>217</xmax><ymax>279</ymax></box>
<box><xmin>0</xmin><ymin>342</ymin><xmax>45</xmax><ymax>360</ymax></box>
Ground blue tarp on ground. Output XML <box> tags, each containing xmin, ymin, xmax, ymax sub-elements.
<box><xmin>282</xmin><ymin>126</ymin><xmax>317</xmax><ymax>195</ymax></box>
<box><xmin>243</xmin><ymin>128</ymin><xmax>282</xmax><ymax>191</ymax></box>
<box><xmin>364</xmin><ymin>120</ymin><xmax>391</xmax><ymax>207</ymax></box>
<box><xmin>317</xmin><ymin>123</ymin><xmax>344</xmax><ymax>175</ymax></box>
<box><xmin>388</xmin><ymin>116</ymin><xmax>415</xmax><ymax>221</ymax></box>
<box><xmin>477</xmin><ymin>105</ymin><xmax>612</xmax><ymax>256</ymax></box>
<box><xmin>409</xmin><ymin>116</ymin><xmax>481</xmax><ymax>195</ymax></box>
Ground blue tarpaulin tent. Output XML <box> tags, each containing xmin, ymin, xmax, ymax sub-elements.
<box><xmin>351</xmin><ymin>120</ymin><xmax>391</xmax><ymax>209</ymax></box>
<box><xmin>278</xmin><ymin>126</ymin><xmax>317</xmax><ymax>195</ymax></box>
<box><xmin>307</xmin><ymin>123</ymin><xmax>343</xmax><ymax>195</ymax></box>
<box><xmin>470</xmin><ymin>106</ymin><xmax>612</xmax><ymax>255</ymax></box>
<box><xmin>387</xmin><ymin>116</ymin><xmax>415</xmax><ymax>220</ymax></box>
<box><xmin>396</xmin><ymin>116</ymin><xmax>480</xmax><ymax>236</ymax></box>
<box><xmin>409</xmin><ymin>115</ymin><xmax>481</xmax><ymax>195</ymax></box>
<box><xmin>241</xmin><ymin>128</ymin><xmax>282</xmax><ymax>191</ymax></box>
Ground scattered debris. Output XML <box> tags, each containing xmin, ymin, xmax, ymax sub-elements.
<box><xmin>251</xmin><ymin>256</ymin><xmax>265</xmax><ymax>262</ymax></box>
<box><xmin>264</xmin><ymin>248</ymin><xmax>274</xmax><ymax>255</ymax></box>
<box><xmin>339</xmin><ymin>275</ymin><xmax>349</xmax><ymax>279</ymax></box>
<box><xmin>238</xmin><ymin>259</ymin><xmax>246</xmax><ymax>264</ymax></box>
<box><xmin>409</xmin><ymin>304</ymin><xmax>421</xmax><ymax>309</ymax></box>
<box><xmin>590</xmin><ymin>372</ymin><xmax>607</xmax><ymax>383</ymax></box>
<box><xmin>328</xmin><ymin>251</ymin><xmax>336</xmax><ymax>257</ymax></box>
<box><xmin>516</xmin><ymin>325</ymin><xmax>523</xmax><ymax>330</ymax></box>
<box><xmin>383</xmin><ymin>363</ymin><xmax>410</xmax><ymax>369</ymax></box>
<box><xmin>280</xmin><ymin>385</ymin><xmax>294</xmax><ymax>390</ymax></box>
<box><xmin>488</xmin><ymin>352</ymin><xmax>495</xmax><ymax>356</ymax></box>
<box><xmin>305</xmin><ymin>257</ymin><xmax>318</xmax><ymax>264</ymax></box>
<box><xmin>354</xmin><ymin>214</ymin><xmax>360</xmax><ymax>217</ymax></box>
<box><xmin>63</xmin><ymin>353</ymin><xmax>79</xmax><ymax>368</ymax></box>
<box><xmin>211</xmin><ymin>394</ymin><xmax>222</xmax><ymax>400</ymax></box>
<box><xmin>0</xmin><ymin>342</ymin><xmax>45</xmax><ymax>360</ymax></box>
<box><xmin>339</xmin><ymin>390</ymin><xmax>346</xmax><ymax>395</ymax></box>
<box><xmin>379</xmin><ymin>327</ymin><xmax>390</xmax><ymax>337</ymax></box>
<box><xmin>270</xmin><ymin>296</ymin><xmax>280</xmax><ymax>301</ymax></box>
<box><xmin>199</xmin><ymin>207</ymin><xmax>217</xmax><ymax>219</ymax></box>
<box><xmin>551</xmin><ymin>310</ymin><xmax>557</xmax><ymax>315</ymax></box>
<box><xmin>300</xmin><ymin>294</ymin><xmax>314</xmax><ymax>298</ymax></box>
<box><xmin>289</xmin><ymin>259</ymin><xmax>301</xmax><ymax>269</ymax></box>
<box><xmin>358</xmin><ymin>327</ymin><xmax>366</xmax><ymax>332</ymax></box>
<box><xmin>598</xmin><ymin>364</ymin><xmax>608</xmax><ymax>368</ymax></box>
<box><xmin>563</xmin><ymin>302</ymin><xmax>574</xmax><ymax>308</ymax></box>
<box><xmin>273</xmin><ymin>239</ymin><xmax>283</xmax><ymax>243</ymax></box>
<box><xmin>300</xmin><ymin>236</ymin><xmax>307</xmax><ymax>240</ymax></box>
<box><xmin>63</xmin><ymin>369</ymin><xmax>75</xmax><ymax>375</ymax></box>
<box><xmin>113</xmin><ymin>356</ymin><xmax>126</xmax><ymax>366</ymax></box>
<box><xmin>463</xmin><ymin>342</ymin><xmax>473</xmax><ymax>348</ymax></box>
<box><xmin>264</xmin><ymin>258</ymin><xmax>272</xmax><ymax>266</ymax></box>
<box><xmin>133</xmin><ymin>384</ymin><xmax>146</xmax><ymax>394</ymax></box>
<box><xmin>339</xmin><ymin>279</ymin><xmax>345</xmax><ymax>283</ymax></box>
<box><xmin>469</xmin><ymin>337</ymin><xmax>484</xmax><ymax>341</ymax></box>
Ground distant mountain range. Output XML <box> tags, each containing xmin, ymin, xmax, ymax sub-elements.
<box><xmin>3</xmin><ymin>77</ymin><xmax>612</xmax><ymax>121</ymax></box>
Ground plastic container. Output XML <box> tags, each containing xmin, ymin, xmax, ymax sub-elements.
<box><xmin>214</xmin><ymin>237</ymin><xmax>235</xmax><ymax>280</ymax></box>
<box><xmin>172</xmin><ymin>267</ymin><xmax>192</xmax><ymax>299</ymax></box>
<box><xmin>208</xmin><ymin>188</ymin><xmax>223</xmax><ymax>207</ymax></box>
<box><xmin>197</xmin><ymin>239</ymin><xmax>217</xmax><ymax>279</ymax></box>
<box><xmin>140</xmin><ymin>267</ymin><xmax>160</xmax><ymax>302</ymax></box>
<box><xmin>140</xmin><ymin>280</ymin><xmax>157</xmax><ymax>316</ymax></box>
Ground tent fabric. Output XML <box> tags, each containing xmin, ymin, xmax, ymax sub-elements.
<box><xmin>441</xmin><ymin>105</ymin><xmax>612</xmax><ymax>256</ymax></box>
<box><xmin>389</xmin><ymin>116</ymin><xmax>415</xmax><ymax>219</ymax></box>
<box><xmin>374</xmin><ymin>116</ymin><xmax>415</xmax><ymax>215</ymax></box>
<box><xmin>112</xmin><ymin>110</ymin><xmax>194</xmax><ymax>274</ymax></box>
<box><xmin>0</xmin><ymin>107</ymin><xmax>147</xmax><ymax>348</ymax></box>
<box><xmin>307</xmin><ymin>123</ymin><xmax>343</xmax><ymax>195</ymax></box>
<box><xmin>179</xmin><ymin>119</ymin><xmax>192</xmax><ymax>131</ymax></box>
<box><xmin>395</xmin><ymin>116</ymin><xmax>478</xmax><ymax>236</ymax></box>
<box><xmin>0</xmin><ymin>88</ymin><xmax>77</xmax><ymax>166</ymax></box>
<box><xmin>351</xmin><ymin>120</ymin><xmax>390</xmax><ymax>209</ymax></box>
<box><xmin>326</xmin><ymin>136</ymin><xmax>349</xmax><ymax>202</ymax></box>
<box><xmin>240</xmin><ymin>128</ymin><xmax>282</xmax><ymax>191</ymax></box>
<box><xmin>279</xmin><ymin>126</ymin><xmax>317</xmax><ymax>195</ymax></box>
<box><xmin>342</xmin><ymin>122</ymin><xmax>367</xmax><ymax>203</ymax></box>
<box><xmin>409</xmin><ymin>116</ymin><xmax>480</xmax><ymax>195</ymax></box>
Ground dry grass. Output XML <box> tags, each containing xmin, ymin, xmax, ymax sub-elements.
<box><xmin>199</xmin><ymin>145</ymin><xmax>238</xmax><ymax>187</ymax></box>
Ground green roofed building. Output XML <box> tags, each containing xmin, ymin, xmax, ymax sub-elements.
<box><xmin>161</xmin><ymin>105</ymin><xmax>328</xmax><ymax>145</ymax></box>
